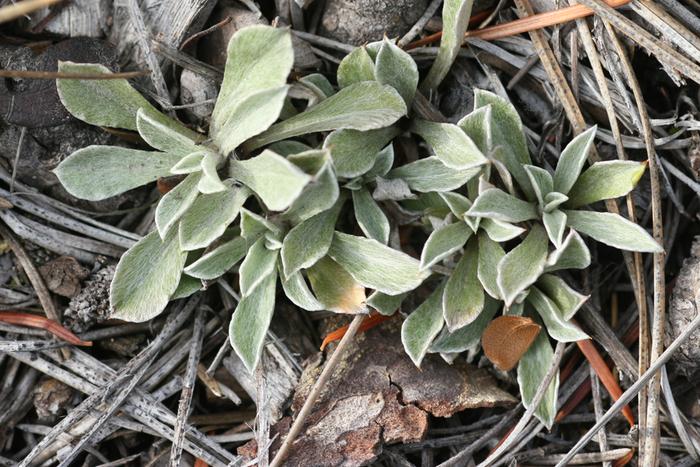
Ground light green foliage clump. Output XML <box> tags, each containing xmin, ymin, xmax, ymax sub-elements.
<box><xmin>55</xmin><ymin>23</ymin><xmax>660</xmax><ymax>428</ymax></box>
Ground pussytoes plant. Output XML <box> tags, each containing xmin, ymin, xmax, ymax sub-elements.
<box><xmin>54</xmin><ymin>23</ymin><xmax>661</xmax><ymax>428</ymax></box>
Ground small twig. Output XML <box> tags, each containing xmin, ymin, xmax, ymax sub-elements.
<box><xmin>555</xmin><ymin>309</ymin><xmax>700</xmax><ymax>466</ymax></box>
<box><xmin>590</xmin><ymin>367</ymin><xmax>612</xmax><ymax>467</ymax></box>
<box><xmin>170</xmin><ymin>308</ymin><xmax>206</xmax><ymax>467</ymax></box>
<box><xmin>10</xmin><ymin>126</ymin><xmax>26</xmax><ymax>193</ymax></box>
<box><xmin>0</xmin><ymin>0</ymin><xmax>62</xmax><ymax>24</ymax></box>
<box><xmin>397</xmin><ymin>0</ymin><xmax>443</xmax><ymax>48</ymax></box>
<box><xmin>0</xmin><ymin>69</ymin><xmax>149</xmax><ymax>79</ymax></box>
<box><xmin>180</xmin><ymin>16</ymin><xmax>232</xmax><ymax>50</ymax></box>
<box><xmin>477</xmin><ymin>342</ymin><xmax>565</xmax><ymax>467</ymax></box>
<box><xmin>269</xmin><ymin>314</ymin><xmax>365</xmax><ymax>467</ymax></box>
<box><xmin>0</xmin><ymin>312</ymin><xmax>92</xmax><ymax>346</ymax></box>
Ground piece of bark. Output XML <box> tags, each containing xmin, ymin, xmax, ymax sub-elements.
<box><xmin>64</xmin><ymin>265</ymin><xmax>115</xmax><ymax>332</ymax></box>
<box><xmin>666</xmin><ymin>236</ymin><xmax>700</xmax><ymax>379</ymax></box>
<box><xmin>30</xmin><ymin>0</ymin><xmax>111</xmax><ymax>37</ymax></box>
<box><xmin>239</xmin><ymin>319</ymin><xmax>515</xmax><ymax>466</ymax></box>
<box><xmin>38</xmin><ymin>256</ymin><xmax>89</xmax><ymax>298</ymax></box>
<box><xmin>33</xmin><ymin>377</ymin><xmax>75</xmax><ymax>423</ymax></box>
<box><xmin>318</xmin><ymin>0</ymin><xmax>429</xmax><ymax>45</ymax></box>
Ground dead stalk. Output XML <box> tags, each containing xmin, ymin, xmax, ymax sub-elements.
<box><xmin>269</xmin><ymin>314</ymin><xmax>365</xmax><ymax>467</ymax></box>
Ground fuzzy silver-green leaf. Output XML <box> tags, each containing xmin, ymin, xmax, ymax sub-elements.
<box><xmin>401</xmin><ymin>284</ymin><xmax>445</xmax><ymax>366</ymax></box>
<box><xmin>497</xmin><ymin>224</ymin><xmax>548</xmax><ymax>307</ymax></box>
<box><xmin>565</xmin><ymin>210</ymin><xmax>662</xmax><ymax>253</ymax></box>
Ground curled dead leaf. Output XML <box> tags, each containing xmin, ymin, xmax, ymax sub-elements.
<box><xmin>482</xmin><ymin>316</ymin><xmax>541</xmax><ymax>371</ymax></box>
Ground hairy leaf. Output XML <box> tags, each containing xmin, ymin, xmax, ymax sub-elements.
<box><xmin>388</xmin><ymin>157</ymin><xmax>480</xmax><ymax>192</ymax></box>
<box><xmin>457</xmin><ymin>105</ymin><xmax>492</xmax><ymax>153</ymax></box>
<box><xmin>211</xmin><ymin>25</ymin><xmax>293</xmax><ymax>134</ymax></box>
<box><xmin>497</xmin><ymin>225</ymin><xmax>548</xmax><ymax>307</ymax></box>
<box><xmin>110</xmin><ymin>230</ymin><xmax>186</xmax><ymax>322</ymax></box>
<box><xmin>250</xmin><ymin>82</ymin><xmax>407</xmax><ymax>148</ymax></box>
<box><xmin>367</xmin><ymin>291</ymin><xmax>406</xmax><ymax>316</ymax></box>
<box><xmin>280</xmin><ymin>269</ymin><xmax>323</xmax><ymax>311</ymax></box>
<box><xmin>468</xmin><ymin>188</ymin><xmax>538</xmax><ymax>223</ymax></box>
<box><xmin>352</xmin><ymin>187</ymin><xmax>390</xmax><ymax>244</ymax></box>
<box><xmin>543</xmin><ymin>209</ymin><xmax>567</xmax><ymax>248</ymax></box>
<box><xmin>412</xmin><ymin>119</ymin><xmax>487</xmax><ymax>170</ymax></box>
<box><xmin>553</xmin><ymin>126</ymin><xmax>597</xmax><ymax>194</ymax></box>
<box><xmin>401</xmin><ymin>285</ymin><xmax>445</xmax><ymax>367</ymax></box>
<box><xmin>524</xmin><ymin>165</ymin><xmax>553</xmax><ymax>205</ymax></box>
<box><xmin>179</xmin><ymin>185</ymin><xmax>249</xmax><ymax>250</ymax></box>
<box><xmin>429</xmin><ymin>295</ymin><xmax>498</xmax><ymax>354</ymax></box>
<box><xmin>528</xmin><ymin>287</ymin><xmax>589</xmax><ymax>342</ymax></box>
<box><xmin>324</xmin><ymin>126</ymin><xmax>400</xmax><ymax>178</ymax></box>
<box><xmin>566</xmin><ymin>160</ymin><xmax>646</xmax><ymax>208</ymax></box>
<box><xmin>308</xmin><ymin>256</ymin><xmax>367</xmax><ymax>314</ymax></box>
<box><xmin>565</xmin><ymin>210</ymin><xmax>663</xmax><ymax>253</ymax></box>
<box><xmin>198</xmin><ymin>152</ymin><xmax>227</xmax><ymax>194</ymax></box>
<box><xmin>328</xmin><ymin>232</ymin><xmax>430</xmax><ymax>295</ymax></box>
<box><xmin>229</xmin><ymin>272</ymin><xmax>277</xmax><ymax>373</ymax></box>
<box><xmin>545</xmin><ymin>230</ymin><xmax>591</xmax><ymax>272</ymax></box>
<box><xmin>283</xmin><ymin>162</ymin><xmax>340</xmax><ymax>223</ymax></box>
<box><xmin>482</xmin><ymin>315</ymin><xmax>541</xmax><ymax>371</ymax></box>
<box><xmin>337</xmin><ymin>46</ymin><xmax>375</xmax><ymax>88</ymax></box>
<box><xmin>155</xmin><ymin>172</ymin><xmax>201</xmax><ymax>238</ymax></box>
<box><xmin>481</xmin><ymin>218</ymin><xmax>525</xmax><ymax>242</ymax></box>
<box><xmin>54</xmin><ymin>146</ymin><xmax>181</xmax><ymax>201</ymax></box>
<box><xmin>543</xmin><ymin>192</ymin><xmax>569</xmax><ymax>212</ymax></box>
<box><xmin>170</xmin><ymin>151</ymin><xmax>205</xmax><ymax>175</ymax></box>
<box><xmin>363</xmin><ymin>144</ymin><xmax>395</xmax><ymax>180</ymax></box>
<box><xmin>171</xmin><ymin>275</ymin><xmax>202</xmax><ymax>300</ymax></box>
<box><xmin>518</xmin><ymin>332</ymin><xmax>559</xmax><ymax>429</ymax></box>
<box><xmin>439</xmin><ymin>191</ymin><xmax>471</xmax><ymax>218</ymax></box>
<box><xmin>281</xmin><ymin>202</ymin><xmax>341</xmax><ymax>277</ymax></box>
<box><xmin>420</xmin><ymin>222</ymin><xmax>472</xmax><ymax>270</ymax></box>
<box><xmin>230</xmin><ymin>150</ymin><xmax>311</xmax><ymax>211</ymax></box>
<box><xmin>136</xmin><ymin>107</ymin><xmax>200</xmax><ymax>157</ymax></box>
<box><xmin>240</xmin><ymin>208</ymin><xmax>280</xmax><ymax>241</ymax></box>
<box><xmin>477</xmin><ymin>232</ymin><xmax>505</xmax><ymax>299</ymax></box>
<box><xmin>421</xmin><ymin>0</ymin><xmax>474</xmax><ymax>90</ymax></box>
<box><xmin>537</xmin><ymin>274</ymin><xmax>588</xmax><ymax>321</ymax></box>
<box><xmin>375</xmin><ymin>38</ymin><xmax>419</xmax><ymax>106</ymax></box>
<box><xmin>239</xmin><ymin>237</ymin><xmax>278</xmax><ymax>296</ymax></box>
<box><xmin>184</xmin><ymin>236</ymin><xmax>247</xmax><ymax>280</ymax></box>
<box><xmin>443</xmin><ymin>237</ymin><xmax>483</xmax><ymax>331</ymax></box>
<box><xmin>57</xmin><ymin>61</ymin><xmax>158</xmax><ymax>131</ymax></box>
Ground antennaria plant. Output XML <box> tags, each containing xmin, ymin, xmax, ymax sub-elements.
<box><xmin>54</xmin><ymin>23</ymin><xmax>662</xmax><ymax>428</ymax></box>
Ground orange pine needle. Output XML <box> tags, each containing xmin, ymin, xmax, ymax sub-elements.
<box><xmin>194</xmin><ymin>459</ymin><xmax>208</xmax><ymax>467</ymax></box>
<box><xmin>0</xmin><ymin>311</ymin><xmax>92</xmax><ymax>347</ymax></box>
<box><xmin>577</xmin><ymin>338</ymin><xmax>635</xmax><ymax>427</ymax></box>
<box><xmin>320</xmin><ymin>311</ymin><xmax>392</xmax><ymax>350</ymax></box>
<box><xmin>404</xmin><ymin>0</ymin><xmax>631</xmax><ymax>49</ymax></box>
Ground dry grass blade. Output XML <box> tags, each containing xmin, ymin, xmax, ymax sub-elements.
<box><xmin>0</xmin><ymin>311</ymin><xmax>92</xmax><ymax>347</ymax></box>
<box><xmin>0</xmin><ymin>0</ymin><xmax>61</xmax><ymax>24</ymax></box>
<box><xmin>320</xmin><ymin>311</ymin><xmax>393</xmax><ymax>350</ymax></box>
<box><xmin>481</xmin><ymin>316</ymin><xmax>541</xmax><ymax>371</ymax></box>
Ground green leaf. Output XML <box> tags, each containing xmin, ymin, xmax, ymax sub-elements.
<box><xmin>537</xmin><ymin>274</ymin><xmax>588</xmax><ymax>320</ymax></box>
<box><xmin>249</xmin><ymin>82</ymin><xmax>407</xmax><ymax>148</ymax></box>
<box><xmin>198</xmin><ymin>152</ymin><xmax>227</xmax><ymax>194</ymax></box>
<box><xmin>420</xmin><ymin>222</ymin><xmax>472</xmax><ymax>270</ymax></box>
<box><xmin>280</xmin><ymin>269</ymin><xmax>323</xmax><ymax>311</ymax></box>
<box><xmin>281</xmin><ymin>203</ymin><xmax>341</xmax><ymax>277</ymax></box>
<box><xmin>473</xmin><ymin>90</ymin><xmax>534</xmax><ymax>200</ymax></box>
<box><xmin>565</xmin><ymin>210</ymin><xmax>663</xmax><ymax>253</ymax></box>
<box><xmin>480</xmin><ymin>218</ymin><xmax>525</xmax><ymax>242</ymax></box>
<box><xmin>229</xmin><ymin>272</ymin><xmax>277</xmax><ymax>373</ymax></box>
<box><xmin>268</xmin><ymin>140</ymin><xmax>312</xmax><ymax>156</ymax></box>
<box><xmin>566</xmin><ymin>160</ymin><xmax>646</xmax><ymax>208</ymax></box>
<box><xmin>388</xmin><ymin>157</ymin><xmax>480</xmax><ymax>192</ymax></box>
<box><xmin>375</xmin><ymin>38</ymin><xmax>418</xmax><ymax>106</ymax></box>
<box><xmin>517</xmin><ymin>331</ymin><xmax>559</xmax><ymax>429</ymax></box>
<box><xmin>543</xmin><ymin>192</ymin><xmax>569</xmax><ymax>212</ymax></box>
<box><xmin>136</xmin><ymin>107</ymin><xmax>200</xmax><ymax>157</ymax></box>
<box><xmin>553</xmin><ymin>126</ymin><xmax>597</xmax><ymax>194</ymax></box>
<box><xmin>430</xmin><ymin>296</ymin><xmax>498</xmax><ymax>354</ymax></box>
<box><xmin>56</xmin><ymin>61</ymin><xmax>158</xmax><ymax>131</ymax></box>
<box><xmin>240</xmin><ymin>208</ymin><xmax>280</xmax><ymax>241</ymax></box>
<box><xmin>184</xmin><ymin>236</ymin><xmax>247</xmax><ymax>280</ymax></box>
<box><xmin>155</xmin><ymin>172</ymin><xmax>201</xmax><ymax>238</ymax></box>
<box><xmin>171</xmin><ymin>274</ymin><xmax>202</xmax><ymax>300</ymax></box>
<box><xmin>179</xmin><ymin>185</ymin><xmax>249</xmax><ymax>250</ymax></box>
<box><xmin>54</xmin><ymin>146</ymin><xmax>181</xmax><ymax>201</ymax></box>
<box><xmin>528</xmin><ymin>287</ymin><xmax>589</xmax><ymax>342</ymax></box>
<box><xmin>477</xmin><ymin>232</ymin><xmax>505</xmax><ymax>299</ymax></box>
<box><xmin>307</xmin><ymin>256</ymin><xmax>367</xmax><ymax>314</ymax></box>
<box><xmin>362</xmin><ymin>144</ymin><xmax>395</xmax><ymax>180</ymax></box>
<box><xmin>337</xmin><ymin>46</ymin><xmax>375</xmax><ymax>88</ymax></box>
<box><xmin>457</xmin><ymin>105</ymin><xmax>492</xmax><ymax>153</ymax></box>
<box><xmin>367</xmin><ymin>291</ymin><xmax>406</xmax><ymax>316</ymax></box>
<box><xmin>545</xmin><ymin>230</ymin><xmax>591</xmax><ymax>272</ymax></box>
<box><xmin>110</xmin><ymin>230</ymin><xmax>186</xmax><ymax>322</ymax></box>
<box><xmin>443</xmin><ymin>237</ymin><xmax>483</xmax><ymax>331</ymax></box>
<box><xmin>524</xmin><ymin>165</ymin><xmax>553</xmax><ymax>205</ymax></box>
<box><xmin>352</xmin><ymin>187</ymin><xmax>390</xmax><ymax>244</ymax></box>
<box><xmin>211</xmin><ymin>25</ymin><xmax>293</xmax><ymax>134</ymax></box>
<box><xmin>438</xmin><ymin>192</ymin><xmax>471</xmax><ymax>218</ymax></box>
<box><xmin>468</xmin><ymin>188</ymin><xmax>538</xmax><ymax>223</ymax></box>
<box><xmin>421</xmin><ymin>0</ymin><xmax>474</xmax><ymax>90</ymax></box>
<box><xmin>299</xmin><ymin>73</ymin><xmax>335</xmax><ymax>98</ymax></box>
<box><xmin>239</xmin><ymin>237</ymin><xmax>278</xmax><ymax>296</ymax></box>
<box><xmin>412</xmin><ymin>119</ymin><xmax>487</xmax><ymax>170</ymax></box>
<box><xmin>170</xmin><ymin>151</ymin><xmax>205</xmax><ymax>175</ymax></box>
<box><xmin>286</xmin><ymin>149</ymin><xmax>329</xmax><ymax>174</ymax></box>
<box><xmin>543</xmin><ymin>209</ymin><xmax>567</xmax><ymax>248</ymax></box>
<box><xmin>229</xmin><ymin>150</ymin><xmax>311</xmax><ymax>211</ymax></box>
<box><xmin>213</xmin><ymin>85</ymin><xmax>289</xmax><ymax>155</ymax></box>
<box><xmin>324</xmin><ymin>126</ymin><xmax>400</xmax><ymax>178</ymax></box>
<box><xmin>328</xmin><ymin>232</ymin><xmax>430</xmax><ymax>295</ymax></box>
<box><xmin>497</xmin><ymin>225</ymin><xmax>549</xmax><ymax>307</ymax></box>
<box><xmin>283</xmin><ymin>162</ymin><xmax>340</xmax><ymax>223</ymax></box>
<box><xmin>401</xmin><ymin>285</ymin><xmax>445</xmax><ymax>366</ymax></box>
